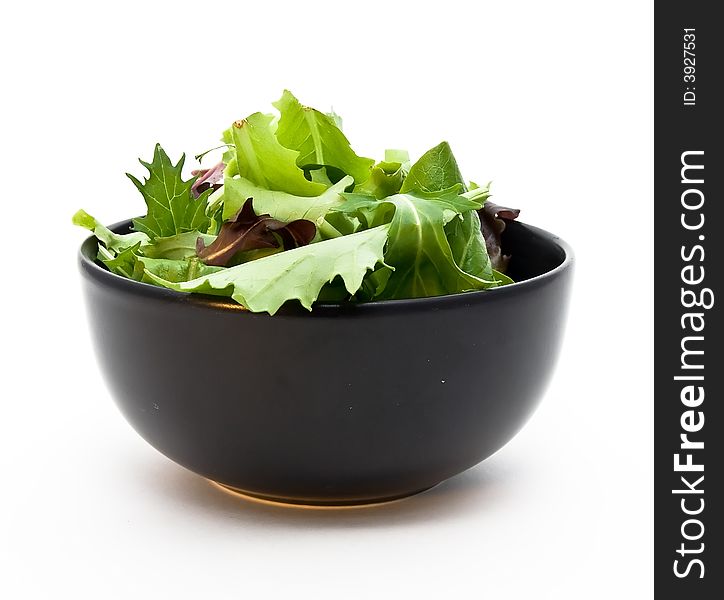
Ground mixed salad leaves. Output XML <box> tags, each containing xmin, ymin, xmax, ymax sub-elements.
<box><xmin>74</xmin><ymin>91</ymin><xmax>520</xmax><ymax>315</ymax></box>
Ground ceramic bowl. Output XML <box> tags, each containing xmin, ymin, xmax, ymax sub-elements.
<box><xmin>78</xmin><ymin>220</ymin><xmax>573</xmax><ymax>506</ymax></box>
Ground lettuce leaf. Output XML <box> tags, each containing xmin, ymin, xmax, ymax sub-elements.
<box><xmin>73</xmin><ymin>209</ymin><xmax>149</xmax><ymax>253</ymax></box>
<box><xmin>137</xmin><ymin>256</ymin><xmax>223</xmax><ymax>283</ymax></box>
<box><xmin>96</xmin><ymin>243</ymin><xmax>143</xmax><ymax>280</ymax></box>
<box><xmin>144</xmin><ymin>225</ymin><xmax>390</xmax><ymax>314</ymax></box>
<box><xmin>141</xmin><ymin>231</ymin><xmax>215</xmax><ymax>260</ymax></box>
<box><xmin>401</xmin><ymin>141</ymin><xmax>467</xmax><ymax>194</ymax></box>
<box><xmin>230</xmin><ymin>112</ymin><xmax>326</xmax><ymax>196</ymax></box>
<box><xmin>273</xmin><ymin>90</ymin><xmax>374</xmax><ymax>184</ymax></box>
<box><xmin>128</xmin><ymin>145</ymin><xmax>211</xmax><ymax>239</ymax></box>
<box><xmin>197</xmin><ymin>199</ymin><xmax>316</xmax><ymax>267</ymax></box>
<box><xmin>222</xmin><ymin>175</ymin><xmax>353</xmax><ymax>225</ymax></box>
<box><xmin>354</xmin><ymin>150</ymin><xmax>410</xmax><ymax>199</ymax></box>
<box><xmin>479</xmin><ymin>200</ymin><xmax>521</xmax><ymax>273</ymax></box>
<box><xmin>445</xmin><ymin>209</ymin><xmax>495</xmax><ymax>283</ymax></box>
<box><xmin>336</xmin><ymin>189</ymin><xmax>498</xmax><ymax>299</ymax></box>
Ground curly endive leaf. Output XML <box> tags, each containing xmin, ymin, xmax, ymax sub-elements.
<box><xmin>144</xmin><ymin>225</ymin><xmax>390</xmax><ymax>314</ymax></box>
<box><xmin>273</xmin><ymin>90</ymin><xmax>374</xmax><ymax>184</ymax></box>
<box><xmin>129</xmin><ymin>144</ymin><xmax>211</xmax><ymax>238</ymax></box>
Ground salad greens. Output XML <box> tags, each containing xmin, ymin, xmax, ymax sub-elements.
<box><xmin>74</xmin><ymin>90</ymin><xmax>520</xmax><ymax>315</ymax></box>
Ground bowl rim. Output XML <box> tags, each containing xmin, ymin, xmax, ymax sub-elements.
<box><xmin>78</xmin><ymin>218</ymin><xmax>574</xmax><ymax>314</ymax></box>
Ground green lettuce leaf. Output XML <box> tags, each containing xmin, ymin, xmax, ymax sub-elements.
<box><xmin>137</xmin><ymin>256</ymin><xmax>224</xmax><ymax>283</ymax></box>
<box><xmin>377</xmin><ymin>192</ymin><xmax>497</xmax><ymax>298</ymax></box>
<box><xmin>273</xmin><ymin>90</ymin><xmax>374</xmax><ymax>184</ymax></box>
<box><xmin>140</xmin><ymin>231</ymin><xmax>216</xmax><ymax>260</ymax></box>
<box><xmin>230</xmin><ymin>112</ymin><xmax>326</xmax><ymax>196</ymax></box>
<box><xmin>354</xmin><ymin>150</ymin><xmax>410</xmax><ymax>199</ymax></box>
<box><xmin>73</xmin><ymin>209</ymin><xmax>149</xmax><ymax>253</ymax></box>
<box><xmin>395</xmin><ymin>142</ymin><xmax>507</xmax><ymax>289</ymax></box>
<box><xmin>144</xmin><ymin>225</ymin><xmax>390</xmax><ymax>314</ymax></box>
<box><xmin>336</xmin><ymin>189</ymin><xmax>497</xmax><ymax>299</ymax></box>
<box><xmin>223</xmin><ymin>175</ymin><xmax>353</xmax><ymax>224</ymax></box>
<box><xmin>445</xmin><ymin>210</ymin><xmax>495</xmax><ymax>282</ymax></box>
<box><xmin>401</xmin><ymin>141</ymin><xmax>467</xmax><ymax>194</ymax></box>
<box><xmin>97</xmin><ymin>243</ymin><xmax>143</xmax><ymax>280</ymax></box>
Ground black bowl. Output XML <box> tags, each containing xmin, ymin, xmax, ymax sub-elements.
<box><xmin>79</xmin><ymin>220</ymin><xmax>573</xmax><ymax>506</ymax></box>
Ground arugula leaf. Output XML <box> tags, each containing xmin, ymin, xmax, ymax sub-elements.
<box><xmin>273</xmin><ymin>90</ymin><xmax>374</xmax><ymax>184</ymax></box>
<box><xmin>128</xmin><ymin>144</ymin><xmax>211</xmax><ymax>239</ymax></box>
<box><xmin>230</xmin><ymin>112</ymin><xmax>326</xmax><ymax>196</ymax></box>
<box><xmin>144</xmin><ymin>225</ymin><xmax>390</xmax><ymax>314</ymax></box>
<box><xmin>197</xmin><ymin>199</ymin><xmax>316</xmax><ymax>267</ymax></box>
<box><xmin>223</xmin><ymin>175</ymin><xmax>353</xmax><ymax>224</ymax></box>
<box><xmin>401</xmin><ymin>141</ymin><xmax>467</xmax><ymax>194</ymax></box>
<box><xmin>73</xmin><ymin>209</ymin><xmax>149</xmax><ymax>253</ymax></box>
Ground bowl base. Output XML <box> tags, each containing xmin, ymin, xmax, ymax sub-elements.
<box><xmin>209</xmin><ymin>480</ymin><xmax>436</xmax><ymax>509</ymax></box>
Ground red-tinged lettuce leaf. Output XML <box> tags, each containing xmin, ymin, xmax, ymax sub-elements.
<box><xmin>478</xmin><ymin>201</ymin><xmax>520</xmax><ymax>273</ymax></box>
<box><xmin>191</xmin><ymin>161</ymin><xmax>225</xmax><ymax>197</ymax></box>
<box><xmin>196</xmin><ymin>198</ymin><xmax>316</xmax><ymax>266</ymax></box>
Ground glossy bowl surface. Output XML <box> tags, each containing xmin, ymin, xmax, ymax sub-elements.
<box><xmin>79</xmin><ymin>220</ymin><xmax>573</xmax><ymax>505</ymax></box>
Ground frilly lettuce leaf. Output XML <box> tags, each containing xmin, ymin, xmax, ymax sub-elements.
<box><xmin>128</xmin><ymin>145</ymin><xmax>211</xmax><ymax>239</ymax></box>
<box><xmin>144</xmin><ymin>225</ymin><xmax>390</xmax><ymax>314</ymax></box>
<box><xmin>222</xmin><ymin>175</ymin><xmax>353</xmax><ymax>225</ymax></box>
<box><xmin>230</xmin><ymin>112</ymin><xmax>326</xmax><ymax>196</ymax></box>
<box><xmin>273</xmin><ymin>90</ymin><xmax>374</xmax><ymax>184</ymax></box>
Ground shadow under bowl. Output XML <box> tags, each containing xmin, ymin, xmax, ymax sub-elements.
<box><xmin>79</xmin><ymin>220</ymin><xmax>573</xmax><ymax>506</ymax></box>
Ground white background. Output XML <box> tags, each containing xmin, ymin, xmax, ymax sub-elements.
<box><xmin>1</xmin><ymin>1</ymin><xmax>653</xmax><ymax>597</ymax></box>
